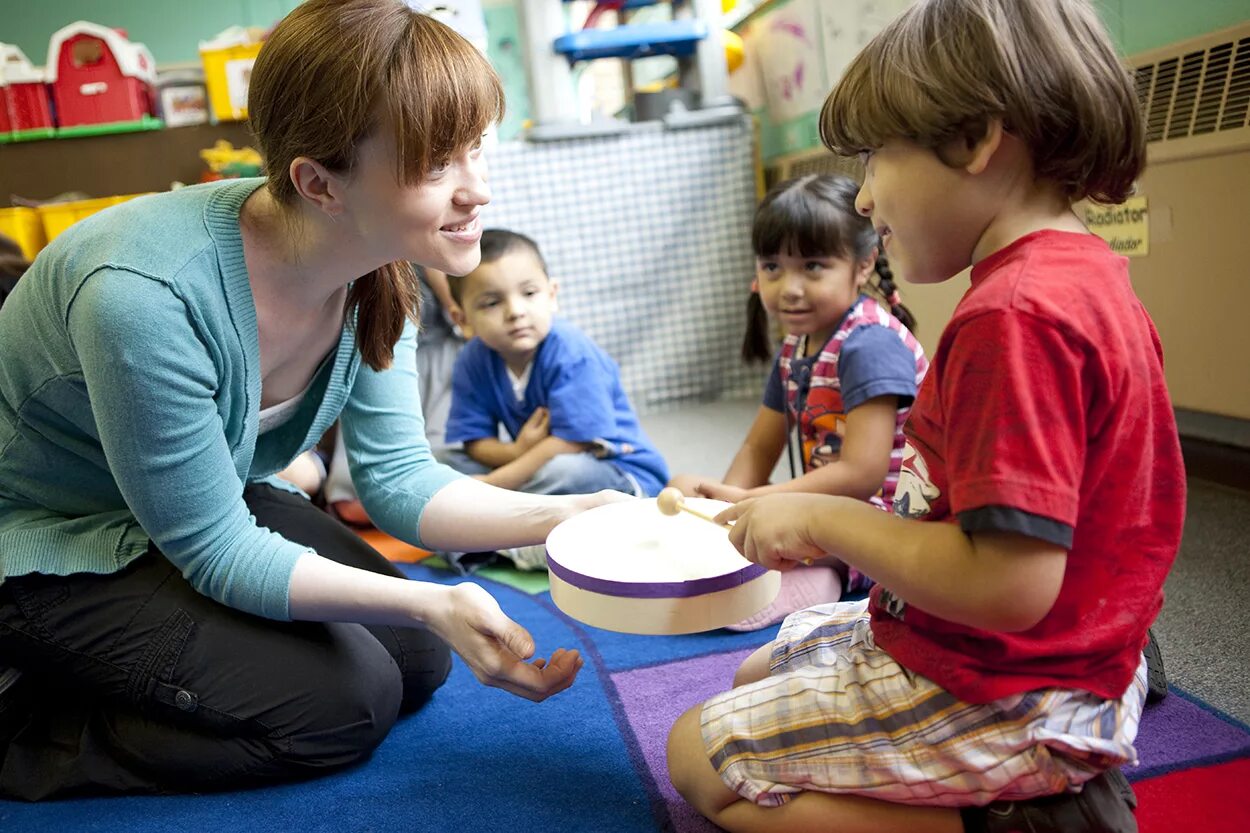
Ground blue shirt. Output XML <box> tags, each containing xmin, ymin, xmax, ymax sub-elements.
<box><xmin>446</xmin><ymin>318</ymin><xmax>668</xmax><ymax>495</ymax></box>
<box><xmin>0</xmin><ymin>179</ymin><xmax>462</xmax><ymax>620</ymax></box>
<box><xmin>763</xmin><ymin>321</ymin><xmax>920</xmax><ymax>413</ymax></box>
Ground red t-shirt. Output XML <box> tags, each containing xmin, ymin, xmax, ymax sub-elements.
<box><xmin>869</xmin><ymin>230</ymin><xmax>1185</xmax><ymax>704</ymax></box>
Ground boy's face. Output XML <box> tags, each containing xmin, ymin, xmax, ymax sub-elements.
<box><xmin>855</xmin><ymin>138</ymin><xmax>992</xmax><ymax>285</ymax></box>
<box><xmin>454</xmin><ymin>249</ymin><xmax>557</xmax><ymax>371</ymax></box>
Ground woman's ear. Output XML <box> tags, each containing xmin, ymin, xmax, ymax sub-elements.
<box><xmin>289</xmin><ymin>156</ymin><xmax>346</xmax><ymax>217</ymax></box>
<box><xmin>548</xmin><ymin>278</ymin><xmax>559</xmax><ymax>313</ymax></box>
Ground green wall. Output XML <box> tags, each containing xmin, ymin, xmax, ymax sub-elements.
<box><xmin>0</xmin><ymin>0</ymin><xmax>301</xmax><ymax>64</ymax></box>
<box><xmin>3</xmin><ymin>0</ymin><xmax>1244</xmax><ymax>148</ymax></box>
<box><xmin>1096</xmin><ymin>0</ymin><xmax>1248</xmax><ymax>56</ymax></box>
<box><xmin>744</xmin><ymin>0</ymin><xmax>1249</xmax><ymax>162</ymax></box>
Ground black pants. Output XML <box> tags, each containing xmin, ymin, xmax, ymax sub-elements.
<box><xmin>0</xmin><ymin>484</ymin><xmax>451</xmax><ymax>800</ymax></box>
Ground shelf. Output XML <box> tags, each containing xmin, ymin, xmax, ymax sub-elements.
<box><xmin>563</xmin><ymin>0</ymin><xmax>667</xmax><ymax>7</ymax></box>
<box><xmin>553</xmin><ymin>19</ymin><xmax>707</xmax><ymax>61</ymax></box>
<box><xmin>0</xmin><ymin>121</ymin><xmax>255</xmax><ymax>203</ymax></box>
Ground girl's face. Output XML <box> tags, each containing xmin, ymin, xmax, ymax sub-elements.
<box><xmin>755</xmin><ymin>249</ymin><xmax>874</xmax><ymax>344</ymax></box>
<box><xmin>340</xmin><ymin>132</ymin><xmax>491</xmax><ymax>277</ymax></box>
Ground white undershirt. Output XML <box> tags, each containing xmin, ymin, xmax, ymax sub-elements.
<box><xmin>257</xmin><ymin>385</ymin><xmax>312</xmax><ymax>434</ymax></box>
<box><xmin>508</xmin><ymin>364</ymin><xmax>532</xmax><ymax>402</ymax></box>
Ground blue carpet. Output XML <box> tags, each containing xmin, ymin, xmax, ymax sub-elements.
<box><xmin>3</xmin><ymin>562</ymin><xmax>1246</xmax><ymax>832</ymax></box>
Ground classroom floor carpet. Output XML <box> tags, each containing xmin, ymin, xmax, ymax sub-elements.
<box><xmin>2</xmin><ymin>556</ymin><xmax>1247</xmax><ymax>832</ymax></box>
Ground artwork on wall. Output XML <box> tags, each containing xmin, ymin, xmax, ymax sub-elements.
<box><xmin>819</xmin><ymin>0</ymin><xmax>911</xmax><ymax>83</ymax></box>
<box><xmin>752</xmin><ymin>0</ymin><xmax>825</xmax><ymax>123</ymax></box>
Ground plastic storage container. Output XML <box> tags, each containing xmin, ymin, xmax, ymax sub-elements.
<box><xmin>199</xmin><ymin>30</ymin><xmax>263</xmax><ymax>123</ymax></box>
<box><xmin>0</xmin><ymin>207</ymin><xmax>47</xmax><ymax>260</ymax></box>
<box><xmin>36</xmin><ymin>194</ymin><xmax>149</xmax><ymax>243</ymax></box>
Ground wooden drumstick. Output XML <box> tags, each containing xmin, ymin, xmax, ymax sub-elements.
<box><xmin>657</xmin><ymin>487</ymin><xmax>813</xmax><ymax>564</ymax></box>
<box><xmin>656</xmin><ymin>487</ymin><xmax>729</xmax><ymax>528</ymax></box>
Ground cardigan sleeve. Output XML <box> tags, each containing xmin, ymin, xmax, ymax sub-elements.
<box><xmin>67</xmin><ymin>269</ymin><xmax>305</xmax><ymax>620</ymax></box>
<box><xmin>339</xmin><ymin>319</ymin><xmax>464</xmax><ymax>544</ymax></box>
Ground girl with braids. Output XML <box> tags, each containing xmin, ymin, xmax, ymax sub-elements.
<box><xmin>0</xmin><ymin>0</ymin><xmax>625</xmax><ymax>800</ymax></box>
<box><xmin>668</xmin><ymin>174</ymin><xmax>927</xmax><ymax>630</ymax></box>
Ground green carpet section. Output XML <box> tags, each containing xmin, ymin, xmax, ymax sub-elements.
<box><xmin>422</xmin><ymin>555</ymin><xmax>551</xmax><ymax>595</ymax></box>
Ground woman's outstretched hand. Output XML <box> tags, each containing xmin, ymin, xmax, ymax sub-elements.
<box><xmin>427</xmin><ymin>582</ymin><xmax>582</xmax><ymax>702</ymax></box>
<box><xmin>714</xmin><ymin>494</ymin><xmax>832</xmax><ymax>571</ymax></box>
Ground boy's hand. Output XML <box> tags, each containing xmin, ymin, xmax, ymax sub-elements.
<box><xmin>427</xmin><ymin>582</ymin><xmax>583</xmax><ymax>702</ymax></box>
<box><xmin>714</xmin><ymin>494</ymin><xmax>832</xmax><ymax>571</ymax></box>
<box><xmin>516</xmin><ymin>407</ymin><xmax>550</xmax><ymax>452</ymax></box>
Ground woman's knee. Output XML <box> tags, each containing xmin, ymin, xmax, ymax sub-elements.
<box><xmin>281</xmin><ymin>629</ymin><xmax>404</xmax><ymax>769</ymax></box>
<box><xmin>395</xmin><ymin>629</ymin><xmax>452</xmax><ymax>714</ymax></box>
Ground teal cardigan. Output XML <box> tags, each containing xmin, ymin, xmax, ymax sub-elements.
<box><xmin>0</xmin><ymin>179</ymin><xmax>462</xmax><ymax>619</ymax></box>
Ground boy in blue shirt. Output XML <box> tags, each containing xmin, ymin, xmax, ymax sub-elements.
<box><xmin>445</xmin><ymin>229</ymin><xmax>668</xmax><ymax>519</ymax></box>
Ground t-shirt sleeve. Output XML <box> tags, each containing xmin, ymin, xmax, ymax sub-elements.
<box><xmin>545</xmin><ymin>356</ymin><xmax>618</xmax><ymax>442</ymax></box>
<box><xmin>940</xmin><ymin>309</ymin><xmax>1086</xmax><ymax>533</ymax></box>
<box><xmin>761</xmin><ymin>355</ymin><xmax>785</xmax><ymax>412</ymax></box>
<box><xmin>838</xmin><ymin>325</ymin><xmax>919</xmax><ymax>411</ymax></box>
<box><xmin>444</xmin><ymin>343</ymin><xmax>500</xmax><ymax>444</ymax></box>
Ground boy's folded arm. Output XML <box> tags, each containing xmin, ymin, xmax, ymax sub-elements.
<box><xmin>473</xmin><ymin>436</ymin><xmax>592</xmax><ymax>490</ymax></box>
<box><xmin>465</xmin><ymin>437</ymin><xmax>522</xmax><ymax>468</ymax></box>
<box><xmin>808</xmin><ymin>498</ymin><xmax>1067</xmax><ymax>632</ymax></box>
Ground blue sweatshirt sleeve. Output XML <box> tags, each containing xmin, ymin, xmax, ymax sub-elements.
<box><xmin>339</xmin><ymin>320</ymin><xmax>464</xmax><ymax>544</ymax></box>
<box><xmin>445</xmin><ymin>341</ymin><xmax>501</xmax><ymax>444</ymax></box>
<box><xmin>67</xmin><ymin>270</ymin><xmax>304</xmax><ymax>620</ymax></box>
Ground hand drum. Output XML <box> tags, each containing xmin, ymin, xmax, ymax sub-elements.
<box><xmin>544</xmin><ymin>497</ymin><xmax>780</xmax><ymax>635</ymax></box>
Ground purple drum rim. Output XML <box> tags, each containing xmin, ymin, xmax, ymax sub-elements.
<box><xmin>545</xmin><ymin>554</ymin><xmax>770</xmax><ymax>599</ymax></box>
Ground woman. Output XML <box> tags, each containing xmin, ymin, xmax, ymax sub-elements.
<box><xmin>0</xmin><ymin>0</ymin><xmax>618</xmax><ymax>799</ymax></box>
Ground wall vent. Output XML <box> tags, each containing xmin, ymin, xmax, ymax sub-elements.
<box><xmin>1132</xmin><ymin>23</ymin><xmax>1250</xmax><ymax>164</ymax></box>
<box><xmin>764</xmin><ymin>23</ymin><xmax>1250</xmax><ymax>182</ymax></box>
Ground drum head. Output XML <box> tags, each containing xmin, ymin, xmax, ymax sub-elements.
<box><xmin>545</xmin><ymin>497</ymin><xmax>780</xmax><ymax>634</ymax></box>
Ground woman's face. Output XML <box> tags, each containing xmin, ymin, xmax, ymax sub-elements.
<box><xmin>341</xmin><ymin>132</ymin><xmax>490</xmax><ymax>277</ymax></box>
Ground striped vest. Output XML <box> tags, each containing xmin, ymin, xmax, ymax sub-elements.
<box><xmin>779</xmin><ymin>296</ymin><xmax>929</xmax><ymax>512</ymax></box>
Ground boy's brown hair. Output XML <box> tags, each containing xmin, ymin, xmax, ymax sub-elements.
<box><xmin>446</xmin><ymin>229</ymin><xmax>548</xmax><ymax>306</ymax></box>
<box><xmin>820</xmin><ymin>0</ymin><xmax>1144</xmax><ymax>205</ymax></box>
<box><xmin>248</xmin><ymin>0</ymin><xmax>504</xmax><ymax>370</ymax></box>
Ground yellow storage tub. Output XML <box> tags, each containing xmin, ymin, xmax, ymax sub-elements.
<box><xmin>0</xmin><ymin>207</ymin><xmax>47</xmax><ymax>260</ymax></box>
<box><xmin>36</xmin><ymin>194</ymin><xmax>151</xmax><ymax>243</ymax></box>
<box><xmin>200</xmin><ymin>40</ymin><xmax>264</xmax><ymax>122</ymax></box>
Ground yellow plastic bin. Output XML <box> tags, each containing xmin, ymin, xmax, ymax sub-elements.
<box><xmin>0</xmin><ymin>207</ymin><xmax>47</xmax><ymax>260</ymax></box>
<box><xmin>36</xmin><ymin>194</ymin><xmax>151</xmax><ymax>244</ymax></box>
<box><xmin>200</xmin><ymin>41</ymin><xmax>264</xmax><ymax>122</ymax></box>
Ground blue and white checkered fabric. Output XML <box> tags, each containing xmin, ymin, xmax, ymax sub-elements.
<box><xmin>481</xmin><ymin>117</ymin><xmax>763</xmax><ymax>413</ymax></box>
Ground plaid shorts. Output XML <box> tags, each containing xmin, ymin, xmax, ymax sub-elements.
<box><xmin>700</xmin><ymin>599</ymin><xmax>1148</xmax><ymax>808</ymax></box>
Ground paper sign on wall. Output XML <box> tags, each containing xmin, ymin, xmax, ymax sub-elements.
<box><xmin>755</xmin><ymin>0</ymin><xmax>826</xmax><ymax>123</ymax></box>
<box><xmin>1083</xmin><ymin>196</ymin><xmax>1150</xmax><ymax>258</ymax></box>
<box><xmin>820</xmin><ymin>0</ymin><xmax>912</xmax><ymax>83</ymax></box>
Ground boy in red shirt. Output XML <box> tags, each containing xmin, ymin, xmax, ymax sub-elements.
<box><xmin>667</xmin><ymin>1</ymin><xmax>1184</xmax><ymax>831</ymax></box>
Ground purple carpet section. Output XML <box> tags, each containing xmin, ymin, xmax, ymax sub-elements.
<box><xmin>611</xmin><ymin>649</ymin><xmax>1250</xmax><ymax>831</ymax></box>
<box><xmin>1127</xmin><ymin>692</ymin><xmax>1250</xmax><ymax>778</ymax></box>
<box><xmin>611</xmin><ymin>648</ymin><xmax>757</xmax><ymax>833</ymax></box>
